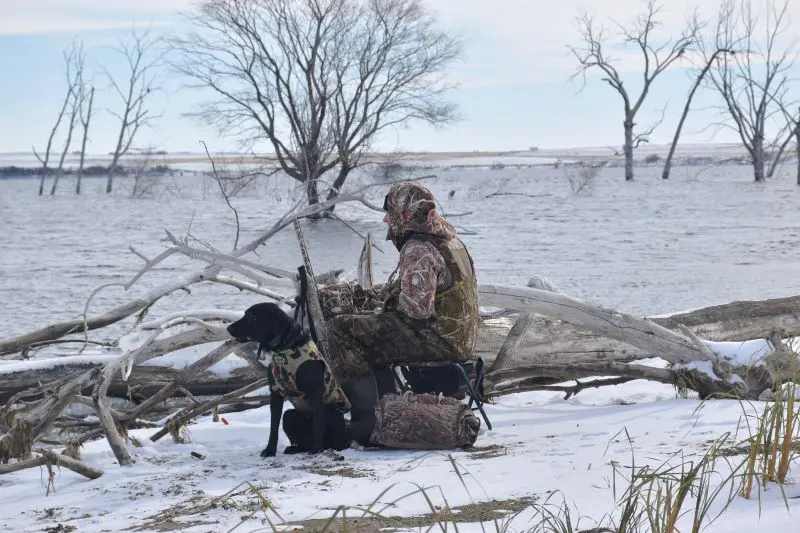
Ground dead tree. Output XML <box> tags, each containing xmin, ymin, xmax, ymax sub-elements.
<box><xmin>103</xmin><ymin>29</ymin><xmax>163</xmax><ymax>194</ymax></box>
<box><xmin>796</xmin><ymin>111</ymin><xmax>800</xmax><ymax>185</ymax></box>
<box><xmin>172</xmin><ymin>0</ymin><xmax>460</xmax><ymax>209</ymax></box>
<box><xmin>569</xmin><ymin>0</ymin><xmax>699</xmax><ymax>181</ymax></box>
<box><xmin>50</xmin><ymin>43</ymin><xmax>86</xmax><ymax>195</ymax></box>
<box><xmin>34</xmin><ymin>41</ymin><xmax>83</xmax><ymax>196</ymax></box>
<box><xmin>705</xmin><ymin>0</ymin><xmax>799</xmax><ymax>182</ymax></box>
<box><xmin>765</xmin><ymin>102</ymin><xmax>800</xmax><ymax>180</ymax></box>
<box><xmin>324</xmin><ymin>0</ymin><xmax>460</xmax><ymax>209</ymax></box>
<box><xmin>662</xmin><ymin>19</ymin><xmax>735</xmax><ymax>180</ymax></box>
<box><xmin>75</xmin><ymin>84</ymin><xmax>96</xmax><ymax>196</ymax></box>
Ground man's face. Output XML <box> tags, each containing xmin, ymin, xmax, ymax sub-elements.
<box><xmin>383</xmin><ymin>211</ymin><xmax>391</xmax><ymax>225</ymax></box>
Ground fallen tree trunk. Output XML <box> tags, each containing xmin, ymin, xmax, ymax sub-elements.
<box><xmin>650</xmin><ymin>295</ymin><xmax>800</xmax><ymax>341</ymax></box>
<box><xmin>0</xmin><ymin>357</ymin><xmax>263</xmax><ymax>404</ymax></box>
<box><xmin>0</xmin><ymin>448</ymin><xmax>103</xmax><ymax>479</ymax></box>
<box><xmin>2</xmin><ymin>292</ymin><xmax>798</xmax><ymax>404</ymax></box>
<box><xmin>478</xmin><ymin>284</ymin><xmax>711</xmax><ymax>365</ymax></box>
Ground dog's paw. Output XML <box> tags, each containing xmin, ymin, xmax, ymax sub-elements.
<box><xmin>260</xmin><ymin>446</ymin><xmax>277</xmax><ymax>458</ymax></box>
<box><xmin>283</xmin><ymin>446</ymin><xmax>303</xmax><ymax>455</ymax></box>
<box><xmin>307</xmin><ymin>447</ymin><xmax>323</xmax><ymax>455</ymax></box>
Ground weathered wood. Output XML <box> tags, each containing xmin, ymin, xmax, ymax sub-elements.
<box><xmin>489</xmin><ymin>312</ymin><xmax>535</xmax><ymax>373</ymax></box>
<box><xmin>0</xmin><ymin>448</ymin><xmax>103</xmax><ymax>479</ymax></box>
<box><xmin>651</xmin><ymin>295</ymin><xmax>800</xmax><ymax>341</ymax></box>
<box><xmin>0</xmin><ymin>299</ymin><xmax>150</xmax><ymax>358</ymax></box>
<box><xmin>1</xmin><ymin>369</ymin><xmax>97</xmax><ymax>462</ymax></box>
<box><xmin>124</xmin><ymin>340</ymin><xmax>245</xmax><ymax>425</ymax></box>
<box><xmin>4</xmin><ymin>290</ymin><xmax>799</xmax><ymax>404</ymax></box>
<box><xmin>150</xmin><ymin>378</ymin><xmax>269</xmax><ymax>442</ymax></box>
<box><xmin>0</xmin><ymin>357</ymin><xmax>264</xmax><ymax>404</ymax></box>
<box><xmin>478</xmin><ymin>284</ymin><xmax>710</xmax><ymax>365</ymax></box>
<box><xmin>94</xmin><ymin>332</ymin><xmax>240</xmax><ymax>466</ymax></box>
<box><xmin>357</xmin><ymin>232</ymin><xmax>374</xmax><ymax>288</ymax></box>
<box><xmin>490</xmin><ymin>275</ymin><xmax>559</xmax><ymax>373</ymax></box>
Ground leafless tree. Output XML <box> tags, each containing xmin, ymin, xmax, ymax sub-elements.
<box><xmin>75</xmin><ymin>84</ymin><xmax>96</xmax><ymax>195</ymax></box>
<box><xmin>50</xmin><ymin>44</ymin><xmax>87</xmax><ymax>195</ymax></box>
<box><xmin>766</xmin><ymin>103</ymin><xmax>800</xmax><ymax>182</ymax></box>
<box><xmin>569</xmin><ymin>0</ymin><xmax>700</xmax><ymax>181</ymax></box>
<box><xmin>34</xmin><ymin>41</ymin><xmax>83</xmax><ymax>196</ymax></box>
<box><xmin>172</xmin><ymin>0</ymin><xmax>460</xmax><ymax>209</ymax></box>
<box><xmin>705</xmin><ymin>0</ymin><xmax>799</xmax><ymax>182</ymax></box>
<box><xmin>662</xmin><ymin>10</ymin><xmax>736</xmax><ymax>180</ymax></box>
<box><xmin>103</xmin><ymin>29</ymin><xmax>164</xmax><ymax>194</ymax></box>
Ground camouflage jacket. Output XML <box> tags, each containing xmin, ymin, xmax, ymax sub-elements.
<box><xmin>318</xmin><ymin>181</ymin><xmax>478</xmax><ymax>356</ymax></box>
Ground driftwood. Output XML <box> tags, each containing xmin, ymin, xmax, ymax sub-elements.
<box><xmin>2</xmin><ymin>292</ymin><xmax>798</xmax><ymax>406</ymax></box>
<box><xmin>0</xmin><ymin>447</ymin><xmax>103</xmax><ymax>479</ymax></box>
<box><xmin>149</xmin><ymin>378</ymin><xmax>269</xmax><ymax>443</ymax></box>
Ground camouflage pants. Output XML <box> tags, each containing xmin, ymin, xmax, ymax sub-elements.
<box><xmin>325</xmin><ymin>310</ymin><xmax>464</xmax><ymax>384</ymax></box>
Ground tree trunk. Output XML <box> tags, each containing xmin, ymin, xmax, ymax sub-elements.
<box><xmin>624</xmin><ymin>117</ymin><xmax>634</xmax><ymax>181</ymax></box>
<box><xmin>76</xmin><ymin>87</ymin><xmax>94</xmax><ymax>196</ymax></box>
<box><xmin>38</xmin><ymin>171</ymin><xmax>46</xmax><ymax>196</ymax></box>
<box><xmin>753</xmin><ymin>135</ymin><xmax>766</xmax><ymax>182</ymax></box>
<box><xmin>4</xmin><ymin>293</ymin><xmax>800</xmax><ymax>402</ymax></box>
<box><xmin>324</xmin><ymin>165</ymin><xmax>352</xmax><ymax>213</ymax></box>
<box><xmin>796</xmin><ymin>128</ymin><xmax>800</xmax><ymax>186</ymax></box>
<box><xmin>49</xmin><ymin>170</ymin><xmax>63</xmax><ymax>196</ymax></box>
<box><xmin>106</xmin><ymin>167</ymin><xmax>116</xmax><ymax>194</ymax></box>
<box><xmin>305</xmin><ymin>177</ymin><xmax>320</xmax><ymax>212</ymax></box>
<box><xmin>662</xmin><ymin>51</ymin><xmax>725</xmax><ymax>180</ymax></box>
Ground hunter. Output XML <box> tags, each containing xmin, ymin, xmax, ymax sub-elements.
<box><xmin>317</xmin><ymin>180</ymin><xmax>479</xmax><ymax>445</ymax></box>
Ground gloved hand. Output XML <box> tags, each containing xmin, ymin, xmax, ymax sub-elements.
<box><xmin>382</xmin><ymin>282</ymin><xmax>401</xmax><ymax>312</ymax></box>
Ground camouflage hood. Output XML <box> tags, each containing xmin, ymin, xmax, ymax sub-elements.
<box><xmin>384</xmin><ymin>181</ymin><xmax>456</xmax><ymax>248</ymax></box>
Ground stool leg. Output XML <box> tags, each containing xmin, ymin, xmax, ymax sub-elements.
<box><xmin>391</xmin><ymin>365</ymin><xmax>409</xmax><ymax>392</ymax></box>
<box><xmin>452</xmin><ymin>363</ymin><xmax>492</xmax><ymax>431</ymax></box>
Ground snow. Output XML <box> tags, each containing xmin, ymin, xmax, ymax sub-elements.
<box><xmin>3</xmin><ymin>386</ymin><xmax>800</xmax><ymax>532</ymax></box>
<box><xmin>3</xmin><ymin>148</ymin><xmax>800</xmax><ymax>531</ymax></box>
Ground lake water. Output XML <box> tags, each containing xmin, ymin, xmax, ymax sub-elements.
<box><xmin>2</xmin><ymin>160</ymin><xmax>800</xmax><ymax>343</ymax></box>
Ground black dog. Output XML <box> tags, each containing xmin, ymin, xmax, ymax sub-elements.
<box><xmin>227</xmin><ymin>302</ymin><xmax>349</xmax><ymax>457</ymax></box>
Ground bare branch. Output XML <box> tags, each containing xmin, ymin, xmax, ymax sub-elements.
<box><xmin>704</xmin><ymin>0</ymin><xmax>799</xmax><ymax>181</ymax></box>
<box><xmin>103</xmin><ymin>28</ymin><xmax>166</xmax><ymax>193</ymax></box>
<box><xmin>171</xmin><ymin>0</ymin><xmax>460</xmax><ymax>208</ymax></box>
<box><xmin>568</xmin><ymin>1</ymin><xmax>699</xmax><ymax>180</ymax></box>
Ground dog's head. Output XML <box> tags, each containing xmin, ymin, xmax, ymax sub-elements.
<box><xmin>227</xmin><ymin>302</ymin><xmax>301</xmax><ymax>351</ymax></box>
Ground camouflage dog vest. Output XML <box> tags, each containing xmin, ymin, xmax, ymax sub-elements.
<box><xmin>266</xmin><ymin>340</ymin><xmax>351</xmax><ymax>412</ymax></box>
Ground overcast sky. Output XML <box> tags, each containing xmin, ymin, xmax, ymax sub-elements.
<box><xmin>2</xmin><ymin>0</ymin><xmax>799</xmax><ymax>154</ymax></box>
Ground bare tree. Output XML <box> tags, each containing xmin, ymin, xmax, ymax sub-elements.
<box><xmin>764</xmin><ymin>102</ymin><xmax>800</xmax><ymax>179</ymax></box>
<box><xmin>662</xmin><ymin>13</ymin><xmax>735</xmax><ymax>180</ymax></box>
<box><xmin>705</xmin><ymin>0</ymin><xmax>799</xmax><ymax>182</ymax></box>
<box><xmin>103</xmin><ymin>29</ymin><xmax>164</xmax><ymax>194</ymax></box>
<box><xmin>569</xmin><ymin>0</ymin><xmax>699</xmax><ymax>181</ymax></box>
<box><xmin>50</xmin><ymin>44</ymin><xmax>87</xmax><ymax>195</ymax></box>
<box><xmin>172</xmin><ymin>0</ymin><xmax>460</xmax><ymax>208</ymax></box>
<box><xmin>34</xmin><ymin>41</ymin><xmax>83</xmax><ymax>196</ymax></box>
<box><xmin>75</xmin><ymin>84</ymin><xmax>96</xmax><ymax>195</ymax></box>
<box><xmin>325</xmin><ymin>0</ymin><xmax>460</xmax><ymax>208</ymax></box>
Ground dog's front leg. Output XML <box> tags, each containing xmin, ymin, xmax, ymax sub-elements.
<box><xmin>296</xmin><ymin>361</ymin><xmax>326</xmax><ymax>455</ymax></box>
<box><xmin>261</xmin><ymin>391</ymin><xmax>285</xmax><ymax>458</ymax></box>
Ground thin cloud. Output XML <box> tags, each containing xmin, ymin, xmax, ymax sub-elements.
<box><xmin>1</xmin><ymin>1</ymin><xmax>190</xmax><ymax>35</ymax></box>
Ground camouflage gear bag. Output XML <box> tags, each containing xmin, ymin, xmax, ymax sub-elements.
<box><xmin>369</xmin><ymin>392</ymin><xmax>481</xmax><ymax>450</ymax></box>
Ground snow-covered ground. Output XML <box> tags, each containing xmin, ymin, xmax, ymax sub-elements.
<box><xmin>2</xmin><ymin>381</ymin><xmax>799</xmax><ymax>532</ymax></box>
<box><xmin>2</xmin><ymin>146</ymin><xmax>800</xmax><ymax>531</ymax></box>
